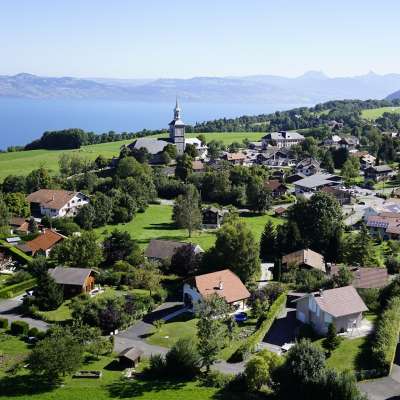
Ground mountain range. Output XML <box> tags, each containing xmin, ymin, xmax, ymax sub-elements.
<box><xmin>1</xmin><ymin>71</ymin><xmax>400</xmax><ymax>104</ymax></box>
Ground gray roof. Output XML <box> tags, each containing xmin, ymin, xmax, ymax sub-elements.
<box><xmin>263</xmin><ymin>131</ymin><xmax>305</xmax><ymax>141</ymax></box>
<box><xmin>118</xmin><ymin>347</ymin><xmax>143</xmax><ymax>362</ymax></box>
<box><xmin>129</xmin><ymin>138</ymin><xmax>170</xmax><ymax>154</ymax></box>
<box><xmin>368</xmin><ymin>165</ymin><xmax>393</xmax><ymax>173</ymax></box>
<box><xmin>294</xmin><ymin>173</ymin><xmax>342</xmax><ymax>189</ymax></box>
<box><xmin>144</xmin><ymin>239</ymin><xmax>203</xmax><ymax>260</ymax></box>
<box><xmin>48</xmin><ymin>267</ymin><xmax>93</xmax><ymax>286</ymax></box>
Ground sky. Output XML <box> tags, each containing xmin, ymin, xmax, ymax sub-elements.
<box><xmin>1</xmin><ymin>0</ymin><xmax>400</xmax><ymax>79</ymax></box>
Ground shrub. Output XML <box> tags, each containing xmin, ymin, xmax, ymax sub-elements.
<box><xmin>0</xmin><ymin>318</ymin><xmax>8</xmax><ymax>329</ymax></box>
<box><xmin>386</xmin><ymin>256</ymin><xmax>400</xmax><ymax>274</ymax></box>
<box><xmin>200</xmin><ymin>370</ymin><xmax>234</xmax><ymax>388</ymax></box>
<box><xmin>322</xmin><ymin>323</ymin><xmax>341</xmax><ymax>353</ymax></box>
<box><xmin>10</xmin><ymin>320</ymin><xmax>29</xmax><ymax>336</ymax></box>
<box><xmin>358</xmin><ymin>288</ymin><xmax>380</xmax><ymax>313</ymax></box>
<box><xmin>28</xmin><ymin>327</ymin><xmax>39</xmax><ymax>337</ymax></box>
<box><xmin>147</xmin><ymin>353</ymin><xmax>167</xmax><ymax>378</ymax></box>
<box><xmin>0</xmin><ymin>278</ymin><xmax>36</xmax><ymax>299</ymax></box>
<box><xmin>371</xmin><ymin>296</ymin><xmax>400</xmax><ymax>373</ymax></box>
<box><xmin>233</xmin><ymin>292</ymin><xmax>287</xmax><ymax>361</ymax></box>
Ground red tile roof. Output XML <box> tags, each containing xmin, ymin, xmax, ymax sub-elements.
<box><xmin>27</xmin><ymin>189</ymin><xmax>78</xmax><ymax>210</ymax></box>
<box><xmin>26</xmin><ymin>229</ymin><xmax>65</xmax><ymax>254</ymax></box>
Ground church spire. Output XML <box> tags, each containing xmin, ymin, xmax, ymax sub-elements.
<box><xmin>174</xmin><ymin>96</ymin><xmax>181</xmax><ymax>120</ymax></box>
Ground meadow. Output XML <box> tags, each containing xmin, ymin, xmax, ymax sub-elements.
<box><xmin>95</xmin><ymin>204</ymin><xmax>283</xmax><ymax>250</ymax></box>
<box><xmin>0</xmin><ymin>131</ymin><xmax>265</xmax><ymax>182</ymax></box>
<box><xmin>361</xmin><ymin>106</ymin><xmax>400</xmax><ymax>120</ymax></box>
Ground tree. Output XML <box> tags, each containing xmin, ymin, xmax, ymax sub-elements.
<box><xmin>172</xmin><ymin>184</ymin><xmax>202</xmax><ymax>237</ymax></box>
<box><xmin>26</xmin><ymin>167</ymin><xmax>52</xmax><ymax>192</ymax></box>
<box><xmin>185</xmin><ymin>143</ymin><xmax>198</xmax><ymax>158</ymax></box>
<box><xmin>344</xmin><ymin>224</ymin><xmax>375</xmax><ymax>266</ymax></box>
<box><xmin>260</xmin><ymin>220</ymin><xmax>277</xmax><ymax>261</ymax></box>
<box><xmin>175</xmin><ymin>153</ymin><xmax>193</xmax><ymax>181</ymax></box>
<box><xmin>3</xmin><ymin>192</ymin><xmax>30</xmax><ymax>217</ymax></box>
<box><xmin>207</xmin><ymin>140</ymin><xmax>225</xmax><ymax>159</ymax></box>
<box><xmin>170</xmin><ymin>243</ymin><xmax>202</xmax><ymax>277</ymax></box>
<box><xmin>197</xmin><ymin>294</ymin><xmax>231</xmax><ymax>372</ymax></box>
<box><xmin>341</xmin><ymin>156</ymin><xmax>360</xmax><ymax>183</ymax></box>
<box><xmin>245</xmin><ymin>356</ymin><xmax>270</xmax><ymax>391</ymax></box>
<box><xmin>51</xmin><ymin>231</ymin><xmax>103</xmax><ymax>268</ymax></box>
<box><xmin>204</xmin><ymin>219</ymin><xmax>261</xmax><ymax>283</ymax></box>
<box><xmin>103</xmin><ymin>230</ymin><xmax>140</xmax><ymax>266</ymax></box>
<box><xmin>322</xmin><ymin>323</ymin><xmax>341</xmax><ymax>354</ymax></box>
<box><xmin>321</xmin><ymin>151</ymin><xmax>335</xmax><ymax>173</ymax></box>
<box><xmin>75</xmin><ymin>203</ymin><xmax>96</xmax><ymax>229</ymax></box>
<box><xmin>332</xmin><ymin>266</ymin><xmax>353</xmax><ymax>288</ymax></box>
<box><xmin>0</xmin><ymin>195</ymin><xmax>10</xmax><ymax>234</ymax></box>
<box><xmin>28</xmin><ymin>217</ymin><xmax>39</xmax><ymax>233</ymax></box>
<box><xmin>197</xmin><ymin>134</ymin><xmax>206</xmax><ymax>146</ymax></box>
<box><xmin>28</xmin><ymin>328</ymin><xmax>83</xmax><ymax>381</ymax></box>
<box><xmin>91</xmin><ymin>192</ymin><xmax>113</xmax><ymax>227</ymax></box>
<box><xmin>246</xmin><ymin>178</ymin><xmax>272</xmax><ymax>213</ymax></box>
<box><xmin>34</xmin><ymin>272</ymin><xmax>63</xmax><ymax>311</ymax></box>
<box><xmin>94</xmin><ymin>155</ymin><xmax>109</xmax><ymax>169</ymax></box>
<box><xmin>2</xmin><ymin>175</ymin><xmax>27</xmax><ymax>193</ymax></box>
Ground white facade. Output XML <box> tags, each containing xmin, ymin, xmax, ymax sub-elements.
<box><xmin>40</xmin><ymin>193</ymin><xmax>89</xmax><ymax>218</ymax></box>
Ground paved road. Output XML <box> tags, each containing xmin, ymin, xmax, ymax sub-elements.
<box><xmin>0</xmin><ymin>295</ymin><xmax>49</xmax><ymax>331</ymax></box>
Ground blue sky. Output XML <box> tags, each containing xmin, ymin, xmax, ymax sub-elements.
<box><xmin>1</xmin><ymin>0</ymin><xmax>399</xmax><ymax>79</ymax></box>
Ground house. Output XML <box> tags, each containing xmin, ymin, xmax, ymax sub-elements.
<box><xmin>9</xmin><ymin>217</ymin><xmax>29</xmax><ymax>235</ymax></box>
<box><xmin>127</xmin><ymin>138</ymin><xmax>171</xmax><ymax>164</ymax></box>
<box><xmin>264</xmin><ymin>180</ymin><xmax>288</xmax><ymax>198</ymax></box>
<box><xmin>262</xmin><ymin>131</ymin><xmax>305</xmax><ymax>149</ymax></box>
<box><xmin>192</xmin><ymin>160</ymin><xmax>206</xmax><ymax>173</ymax></box>
<box><xmin>17</xmin><ymin>229</ymin><xmax>65</xmax><ymax>257</ymax></box>
<box><xmin>271</xmin><ymin>169</ymin><xmax>286</xmax><ymax>182</ymax></box>
<box><xmin>285</xmin><ymin>173</ymin><xmax>306</xmax><ymax>184</ymax></box>
<box><xmin>27</xmin><ymin>189</ymin><xmax>89</xmax><ymax>218</ymax></box>
<box><xmin>366</xmin><ymin>212</ymin><xmax>400</xmax><ymax>240</ymax></box>
<box><xmin>321</xmin><ymin>186</ymin><xmax>353</xmax><ymax>206</ymax></box>
<box><xmin>48</xmin><ymin>267</ymin><xmax>95</xmax><ymax>297</ymax></box>
<box><xmin>339</xmin><ymin>136</ymin><xmax>359</xmax><ymax>150</ymax></box>
<box><xmin>364</xmin><ymin>165</ymin><xmax>393</xmax><ymax>182</ymax></box>
<box><xmin>202</xmin><ymin>207</ymin><xmax>228</xmax><ymax>229</ymax></box>
<box><xmin>282</xmin><ymin>249</ymin><xmax>325</xmax><ymax>273</ymax></box>
<box><xmin>323</xmin><ymin>134</ymin><xmax>342</xmax><ymax>148</ymax></box>
<box><xmin>294</xmin><ymin>173</ymin><xmax>342</xmax><ymax>194</ymax></box>
<box><xmin>256</xmin><ymin>148</ymin><xmax>294</xmax><ymax>167</ymax></box>
<box><xmin>223</xmin><ymin>152</ymin><xmax>246</xmax><ymax>165</ymax></box>
<box><xmin>274</xmin><ymin>207</ymin><xmax>288</xmax><ymax>217</ymax></box>
<box><xmin>144</xmin><ymin>239</ymin><xmax>204</xmax><ymax>263</ymax></box>
<box><xmin>294</xmin><ymin>286</ymin><xmax>368</xmax><ymax>334</ymax></box>
<box><xmin>185</xmin><ymin>138</ymin><xmax>207</xmax><ymax>158</ymax></box>
<box><xmin>359</xmin><ymin>154</ymin><xmax>376</xmax><ymax>170</ymax></box>
<box><xmin>248</xmin><ymin>141</ymin><xmax>263</xmax><ymax>150</ymax></box>
<box><xmin>118</xmin><ymin>347</ymin><xmax>143</xmax><ymax>368</ymax></box>
<box><xmin>330</xmin><ymin>266</ymin><xmax>388</xmax><ymax>289</ymax></box>
<box><xmin>295</xmin><ymin>158</ymin><xmax>321</xmax><ymax>176</ymax></box>
<box><xmin>183</xmin><ymin>269</ymin><xmax>250</xmax><ymax>312</ymax></box>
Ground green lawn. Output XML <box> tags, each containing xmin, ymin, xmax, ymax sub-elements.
<box><xmin>38</xmin><ymin>300</ymin><xmax>73</xmax><ymax>322</ymax></box>
<box><xmin>95</xmin><ymin>204</ymin><xmax>283</xmax><ymax>250</ymax></box>
<box><xmin>361</xmin><ymin>107</ymin><xmax>400</xmax><ymax>120</ymax></box>
<box><xmin>0</xmin><ymin>332</ymin><xmax>30</xmax><ymax>375</ymax></box>
<box><xmin>0</xmin><ymin>132</ymin><xmax>263</xmax><ymax>182</ymax></box>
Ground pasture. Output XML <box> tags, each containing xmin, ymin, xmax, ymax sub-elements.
<box><xmin>361</xmin><ymin>107</ymin><xmax>400</xmax><ymax>120</ymax></box>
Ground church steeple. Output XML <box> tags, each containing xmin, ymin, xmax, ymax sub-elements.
<box><xmin>174</xmin><ymin>97</ymin><xmax>181</xmax><ymax>120</ymax></box>
<box><xmin>169</xmin><ymin>98</ymin><xmax>185</xmax><ymax>154</ymax></box>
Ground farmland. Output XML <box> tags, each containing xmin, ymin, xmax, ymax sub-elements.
<box><xmin>361</xmin><ymin>106</ymin><xmax>400</xmax><ymax>120</ymax></box>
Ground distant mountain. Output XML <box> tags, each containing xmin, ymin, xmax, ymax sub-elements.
<box><xmin>1</xmin><ymin>71</ymin><xmax>400</xmax><ymax>104</ymax></box>
<box><xmin>386</xmin><ymin>89</ymin><xmax>400</xmax><ymax>100</ymax></box>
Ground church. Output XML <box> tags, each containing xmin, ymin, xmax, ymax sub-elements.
<box><xmin>169</xmin><ymin>99</ymin><xmax>186</xmax><ymax>154</ymax></box>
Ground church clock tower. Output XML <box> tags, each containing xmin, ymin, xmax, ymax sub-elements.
<box><xmin>169</xmin><ymin>98</ymin><xmax>185</xmax><ymax>154</ymax></box>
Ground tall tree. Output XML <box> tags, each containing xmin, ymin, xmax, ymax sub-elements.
<box><xmin>175</xmin><ymin>153</ymin><xmax>193</xmax><ymax>182</ymax></box>
<box><xmin>103</xmin><ymin>230</ymin><xmax>140</xmax><ymax>265</ymax></box>
<box><xmin>34</xmin><ymin>272</ymin><xmax>64</xmax><ymax>311</ymax></box>
<box><xmin>26</xmin><ymin>167</ymin><xmax>52</xmax><ymax>193</ymax></box>
<box><xmin>246</xmin><ymin>177</ymin><xmax>272</xmax><ymax>213</ymax></box>
<box><xmin>344</xmin><ymin>224</ymin><xmax>375</xmax><ymax>266</ymax></box>
<box><xmin>172</xmin><ymin>185</ymin><xmax>202</xmax><ymax>237</ymax></box>
<box><xmin>0</xmin><ymin>195</ymin><xmax>10</xmax><ymax>234</ymax></box>
<box><xmin>260</xmin><ymin>220</ymin><xmax>277</xmax><ymax>261</ymax></box>
<box><xmin>3</xmin><ymin>192</ymin><xmax>30</xmax><ymax>217</ymax></box>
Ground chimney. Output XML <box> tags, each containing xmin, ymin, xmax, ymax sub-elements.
<box><xmin>218</xmin><ymin>280</ymin><xmax>224</xmax><ymax>290</ymax></box>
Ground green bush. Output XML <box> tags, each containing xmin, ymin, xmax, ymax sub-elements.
<box><xmin>233</xmin><ymin>291</ymin><xmax>287</xmax><ymax>361</ymax></box>
<box><xmin>371</xmin><ymin>296</ymin><xmax>400</xmax><ymax>374</ymax></box>
<box><xmin>28</xmin><ymin>327</ymin><xmax>40</xmax><ymax>337</ymax></box>
<box><xmin>0</xmin><ymin>318</ymin><xmax>8</xmax><ymax>329</ymax></box>
<box><xmin>10</xmin><ymin>320</ymin><xmax>29</xmax><ymax>336</ymax></box>
<box><xmin>0</xmin><ymin>278</ymin><xmax>36</xmax><ymax>299</ymax></box>
<box><xmin>201</xmin><ymin>370</ymin><xmax>234</xmax><ymax>388</ymax></box>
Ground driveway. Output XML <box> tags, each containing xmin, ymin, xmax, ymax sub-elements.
<box><xmin>0</xmin><ymin>295</ymin><xmax>49</xmax><ymax>331</ymax></box>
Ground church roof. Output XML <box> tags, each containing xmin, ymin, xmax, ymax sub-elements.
<box><xmin>169</xmin><ymin>118</ymin><xmax>185</xmax><ymax>127</ymax></box>
<box><xmin>128</xmin><ymin>138</ymin><xmax>170</xmax><ymax>154</ymax></box>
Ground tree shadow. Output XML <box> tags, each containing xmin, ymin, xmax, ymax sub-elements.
<box><xmin>107</xmin><ymin>377</ymin><xmax>186</xmax><ymax>398</ymax></box>
<box><xmin>0</xmin><ymin>374</ymin><xmax>60</xmax><ymax>396</ymax></box>
<box><xmin>144</xmin><ymin>223</ymin><xmax>178</xmax><ymax>231</ymax></box>
<box><xmin>355</xmin><ymin>333</ymin><xmax>375</xmax><ymax>370</ymax></box>
<box><xmin>104</xmin><ymin>360</ymin><xmax>125</xmax><ymax>372</ymax></box>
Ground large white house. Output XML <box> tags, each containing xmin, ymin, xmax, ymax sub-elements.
<box><xmin>27</xmin><ymin>189</ymin><xmax>90</xmax><ymax>218</ymax></box>
<box><xmin>262</xmin><ymin>131</ymin><xmax>305</xmax><ymax>149</ymax></box>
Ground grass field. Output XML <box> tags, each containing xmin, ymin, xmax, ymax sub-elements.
<box><xmin>95</xmin><ymin>204</ymin><xmax>283</xmax><ymax>250</ymax></box>
<box><xmin>361</xmin><ymin>107</ymin><xmax>400</xmax><ymax>120</ymax></box>
<box><xmin>0</xmin><ymin>132</ymin><xmax>264</xmax><ymax>182</ymax></box>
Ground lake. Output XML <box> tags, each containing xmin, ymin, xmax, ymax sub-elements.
<box><xmin>0</xmin><ymin>97</ymin><xmax>302</xmax><ymax>149</ymax></box>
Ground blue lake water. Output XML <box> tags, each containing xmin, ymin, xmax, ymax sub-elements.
<box><xmin>0</xmin><ymin>98</ymin><xmax>302</xmax><ymax>150</ymax></box>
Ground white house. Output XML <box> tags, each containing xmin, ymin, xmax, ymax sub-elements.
<box><xmin>185</xmin><ymin>138</ymin><xmax>208</xmax><ymax>159</ymax></box>
<box><xmin>262</xmin><ymin>131</ymin><xmax>305</xmax><ymax>149</ymax></box>
<box><xmin>183</xmin><ymin>269</ymin><xmax>250</xmax><ymax>313</ymax></box>
<box><xmin>27</xmin><ymin>189</ymin><xmax>90</xmax><ymax>218</ymax></box>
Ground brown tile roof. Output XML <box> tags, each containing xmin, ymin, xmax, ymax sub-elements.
<box><xmin>274</xmin><ymin>207</ymin><xmax>287</xmax><ymax>215</ymax></box>
<box><xmin>264</xmin><ymin>180</ymin><xmax>287</xmax><ymax>191</ymax></box>
<box><xmin>194</xmin><ymin>269</ymin><xmax>250</xmax><ymax>303</ymax></box>
<box><xmin>27</xmin><ymin>189</ymin><xmax>78</xmax><ymax>210</ymax></box>
<box><xmin>225</xmin><ymin>152</ymin><xmax>246</xmax><ymax>161</ymax></box>
<box><xmin>314</xmin><ymin>286</ymin><xmax>368</xmax><ymax>317</ymax></box>
<box><xmin>144</xmin><ymin>239</ymin><xmax>202</xmax><ymax>260</ymax></box>
<box><xmin>48</xmin><ymin>267</ymin><xmax>93</xmax><ymax>286</ymax></box>
<box><xmin>25</xmin><ymin>229</ymin><xmax>65</xmax><ymax>254</ymax></box>
<box><xmin>119</xmin><ymin>347</ymin><xmax>143</xmax><ymax>362</ymax></box>
<box><xmin>366</xmin><ymin>213</ymin><xmax>400</xmax><ymax>235</ymax></box>
<box><xmin>330</xmin><ymin>266</ymin><xmax>388</xmax><ymax>289</ymax></box>
<box><xmin>192</xmin><ymin>160</ymin><xmax>205</xmax><ymax>171</ymax></box>
<box><xmin>9</xmin><ymin>217</ymin><xmax>29</xmax><ymax>232</ymax></box>
<box><xmin>282</xmin><ymin>249</ymin><xmax>325</xmax><ymax>272</ymax></box>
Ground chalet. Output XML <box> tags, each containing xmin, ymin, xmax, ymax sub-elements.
<box><xmin>223</xmin><ymin>152</ymin><xmax>246</xmax><ymax>165</ymax></box>
<box><xmin>256</xmin><ymin>148</ymin><xmax>294</xmax><ymax>167</ymax></box>
<box><xmin>323</xmin><ymin>134</ymin><xmax>341</xmax><ymax>148</ymax></box>
<box><xmin>294</xmin><ymin>286</ymin><xmax>368</xmax><ymax>334</ymax></box>
<box><xmin>282</xmin><ymin>249</ymin><xmax>325</xmax><ymax>273</ymax></box>
<box><xmin>364</xmin><ymin>165</ymin><xmax>393</xmax><ymax>182</ymax></box>
<box><xmin>118</xmin><ymin>347</ymin><xmax>143</xmax><ymax>368</ymax></box>
<box><xmin>339</xmin><ymin>136</ymin><xmax>359</xmax><ymax>150</ymax></box>
<box><xmin>330</xmin><ymin>266</ymin><xmax>388</xmax><ymax>289</ymax></box>
<box><xmin>271</xmin><ymin>169</ymin><xmax>286</xmax><ymax>181</ymax></box>
<box><xmin>295</xmin><ymin>158</ymin><xmax>321</xmax><ymax>176</ymax></box>
<box><xmin>48</xmin><ymin>267</ymin><xmax>95</xmax><ymax>297</ymax></box>
<box><xmin>264</xmin><ymin>180</ymin><xmax>288</xmax><ymax>198</ymax></box>
<box><xmin>320</xmin><ymin>186</ymin><xmax>353</xmax><ymax>205</ymax></box>
<box><xmin>359</xmin><ymin>154</ymin><xmax>376</xmax><ymax>170</ymax></box>
<box><xmin>366</xmin><ymin>212</ymin><xmax>400</xmax><ymax>240</ymax></box>
<box><xmin>27</xmin><ymin>189</ymin><xmax>89</xmax><ymax>218</ymax></box>
<box><xmin>183</xmin><ymin>269</ymin><xmax>250</xmax><ymax>312</ymax></box>
<box><xmin>294</xmin><ymin>173</ymin><xmax>342</xmax><ymax>194</ymax></box>
<box><xmin>192</xmin><ymin>160</ymin><xmax>206</xmax><ymax>173</ymax></box>
<box><xmin>202</xmin><ymin>207</ymin><xmax>228</xmax><ymax>229</ymax></box>
<box><xmin>17</xmin><ymin>229</ymin><xmax>65</xmax><ymax>257</ymax></box>
<box><xmin>144</xmin><ymin>239</ymin><xmax>204</xmax><ymax>263</ymax></box>
<box><xmin>262</xmin><ymin>131</ymin><xmax>305</xmax><ymax>149</ymax></box>
<box><xmin>9</xmin><ymin>217</ymin><xmax>29</xmax><ymax>235</ymax></box>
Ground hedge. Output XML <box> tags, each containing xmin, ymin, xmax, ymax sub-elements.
<box><xmin>233</xmin><ymin>291</ymin><xmax>287</xmax><ymax>361</ymax></box>
<box><xmin>0</xmin><ymin>240</ymin><xmax>33</xmax><ymax>264</ymax></box>
<box><xmin>0</xmin><ymin>278</ymin><xmax>36</xmax><ymax>299</ymax></box>
<box><xmin>0</xmin><ymin>318</ymin><xmax>8</xmax><ymax>329</ymax></box>
<box><xmin>371</xmin><ymin>296</ymin><xmax>400</xmax><ymax>374</ymax></box>
<box><xmin>10</xmin><ymin>320</ymin><xmax>29</xmax><ymax>336</ymax></box>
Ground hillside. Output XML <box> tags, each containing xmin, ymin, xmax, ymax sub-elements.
<box><xmin>2</xmin><ymin>71</ymin><xmax>400</xmax><ymax>104</ymax></box>
<box><xmin>387</xmin><ymin>89</ymin><xmax>400</xmax><ymax>100</ymax></box>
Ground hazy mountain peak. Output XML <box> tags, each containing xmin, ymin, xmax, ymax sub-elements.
<box><xmin>298</xmin><ymin>70</ymin><xmax>329</xmax><ymax>80</ymax></box>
